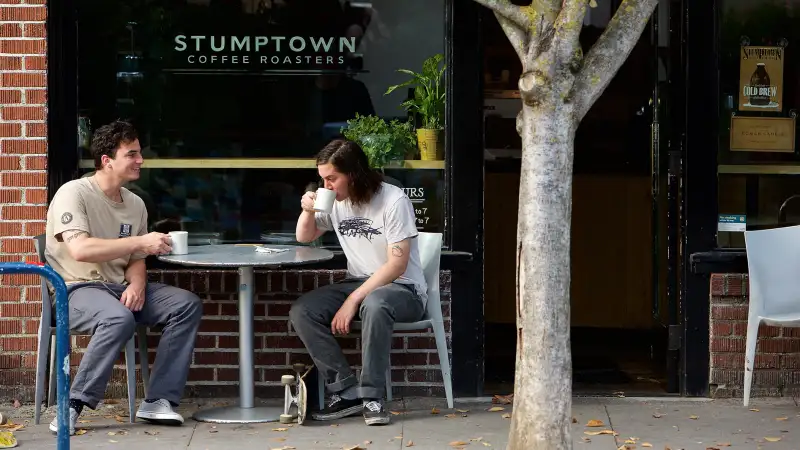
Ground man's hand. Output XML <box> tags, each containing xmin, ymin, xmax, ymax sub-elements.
<box><xmin>137</xmin><ymin>232</ymin><xmax>172</xmax><ymax>255</ymax></box>
<box><xmin>120</xmin><ymin>283</ymin><xmax>146</xmax><ymax>311</ymax></box>
<box><xmin>300</xmin><ymin>191</ymin><xmax>317</xmax><ymax>213</ymax></box>
<box><xmin>331</xmin><ymin>298</ymin><xmax>361</xmax><ymax>335</ymax></box>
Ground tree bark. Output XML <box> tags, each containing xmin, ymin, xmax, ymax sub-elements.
<box><xmin>509</xmin><ymin>102</ymin><xmax>575</xmax><ymax>450</ymax></box>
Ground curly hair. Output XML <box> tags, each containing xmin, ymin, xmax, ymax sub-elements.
<box><xmin>316</xmin><ymin>139</ymin><xmax>382</xmax><ymax>207</ymax></box>
<box><xmin>91</xmin><ymin>120</ymin><xmax>139</xmax><ymax>170</ymax></box>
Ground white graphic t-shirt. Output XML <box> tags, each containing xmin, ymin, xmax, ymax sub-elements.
<box><xmin>315</xmin><ymin>182</ymin><xmax>428</xmax><ymax>307</ymax></box>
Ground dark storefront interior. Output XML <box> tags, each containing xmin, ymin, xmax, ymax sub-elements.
<box><xmin>482</xmin><ymin>0</ymin><xmax>682</xmax><ymax>396</ymax></box>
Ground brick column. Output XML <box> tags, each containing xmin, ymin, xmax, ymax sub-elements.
<box><xmin>0</xmin><ymin>1</ymin><xmax>48</xmax><ymax>400</ymax></box>
<box><xmin>710</xmin><ymin>273</ymin><xmax>800</xmax><ymax>398</ymax></box>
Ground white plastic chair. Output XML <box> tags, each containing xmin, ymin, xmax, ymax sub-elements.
<box><xmin>316</xmin><ymin>232</ymin><xmax>453</xmax><ymax>409</ymax></box>
<box><xmin>742</xmin><ymin>225</ymin><xmax>800</xmax><ymax>406</ymax></box>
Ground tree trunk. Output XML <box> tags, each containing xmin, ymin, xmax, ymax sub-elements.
<box><xmin>509</xmin><ymin>101</ymin><xmax>575</xmax><ymax>450</ymax></box>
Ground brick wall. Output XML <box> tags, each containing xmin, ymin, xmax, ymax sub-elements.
<box><xmin>0</xmin><ymin>0</ymin><xmax>50</xmax><ymax>399</ymax></box>
<box><xmin>1</xmin><ymin>269</ymin><xmax>452</xmax><ymax>403</ymax></box>
<box><xmin>709</xmin><ymin>273</ymin><xmax>800</xmax><ymax>398</ymax></box>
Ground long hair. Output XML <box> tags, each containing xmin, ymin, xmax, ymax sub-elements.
<box><xmin>316</xmin><ymin>139</ymin><xmax>383</xmax><ymax>207</ymax></box>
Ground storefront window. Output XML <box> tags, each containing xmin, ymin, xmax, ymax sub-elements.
<box><xmin>717</xmin><ymin>0</ymin><xmax>800</xmax><ymax>247</ymax></box>
<box><xmin>76</xmin><ymin>0</ymin><xmax>446</xmax><ymax>243</ymax></box>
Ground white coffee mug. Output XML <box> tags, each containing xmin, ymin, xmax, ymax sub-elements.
<box><xmin>169</xmin><ymin>231</ymin><xmax>189</xmax><ymax>255</ymax></box>
<box><xmin>313</xmin><ymin>188</ymin><xmax>336</xmax><ymax>214</ymax></box>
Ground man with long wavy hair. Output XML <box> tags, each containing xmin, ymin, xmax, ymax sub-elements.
<box><xmin>291</xmin><ymin>139</ymin><xmax>427</xmax><ymax>426</ymax></box>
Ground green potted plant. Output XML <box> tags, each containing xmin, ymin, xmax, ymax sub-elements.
<box><xmin>340</xmin><ymin>113</ymin><xmax>417</xmax><ymax>170</ymax></box>
<box><xmin>385</xmin><ymin>53</ymin><xmax>446</xmax><ymax>160</ymax></box>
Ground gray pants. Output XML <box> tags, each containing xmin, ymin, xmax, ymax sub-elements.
<box><xmin>289</xmin><ymin>280</ymin><xmax>424</xmax><ymax>400</ymax></box>
<box><xmin>67</xmin><ymin>282</ymin><xmax>203</xmax><ymax>409</ymax></box>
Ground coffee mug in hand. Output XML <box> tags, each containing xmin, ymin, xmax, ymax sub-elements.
<box><xmin>169</xmin><ymin>231</ymin><xmax>189</xmax><ymax>255</ymax></box>
<box><xmin>313</xmin><ymin>188</ymin><xmax>336</xmax><ymax>214</ymax></box>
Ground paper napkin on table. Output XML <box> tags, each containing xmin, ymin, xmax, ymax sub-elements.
<box><xmin>254</xmin><ymin>246</ymin><xmax>289</xmax><ymax>254</ymax></box>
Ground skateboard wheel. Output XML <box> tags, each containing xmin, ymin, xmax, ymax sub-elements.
<box><xmin>279</xmin><ymin>414</ymin><xmax>294</xmax><ymax>424</ymax></box>
<box><xmin>292</xmin><ymin>363</ymin><xmax>306</xmax><ymax>373</ymax></box>
<box><xmin>281</xmin><ymin>375</ymin><xmax>295</xmax><ymax>385</ymax></box>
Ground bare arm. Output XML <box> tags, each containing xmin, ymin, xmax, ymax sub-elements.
<box><xmin>124</xmin><ymin>257</ymin><xmax>147</xmax><ymax>288</ymax></box>
<box><xmin>295</xmin><ymin>211</ymin><xmax>325</xmax><ymax>243</ymax></box>
<box><xmin>60</xmin><ymin>230</ymin><xmax>143</xmax><ymax>263</ymax></box>
<box><xmin>347</xmin><ymin>239</ymin><xmax>411</xmax><ymax>305</ymax></box>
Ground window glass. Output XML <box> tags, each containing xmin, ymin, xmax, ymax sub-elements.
<box><xmin>77</xmin><ymin>0</ymin><xmax>446</xmax><ymax>242</ymax></box>
<box><xmin>717</xmin><ymin>0</ymin><xmax>800</xmax><ymax>247</ymax></box>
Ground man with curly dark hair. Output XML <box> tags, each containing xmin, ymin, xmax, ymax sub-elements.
<box><xmin>45</xmin><ymin>120</ymin><xmax>203</xmax><ymax>435</ymax></box>
<box><xmin>291</xmin><ymin>139</ymin><xmax>427</xmax><ymax>426</ymax></box>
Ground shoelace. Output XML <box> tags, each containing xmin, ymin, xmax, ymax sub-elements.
<box><xmin>364</xmin><ymin>401</ymin><xmax>382</xmax><ymax>412</ymax></box>
<box><xmin>328</xmin><ymin>394</ymin><xmax>342</xmax><ymax>407</ymax></box>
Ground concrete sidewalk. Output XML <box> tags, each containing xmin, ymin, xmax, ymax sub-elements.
<box><xmin>2</xmin><ymin>396</ymin><xmax>799</xmax><ymax>449</ymax></box>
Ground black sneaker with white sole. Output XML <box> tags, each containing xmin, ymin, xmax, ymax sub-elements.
<box><xmin>311</xmin><ymin>394</ymin><xmax>363</xmax><ymax>421</ymax></box>
<box><xmin>362</xmin><ymin>400</ymin><xmax>390</xmax><ymax>426</ymax></box>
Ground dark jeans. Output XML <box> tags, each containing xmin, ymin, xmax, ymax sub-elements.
<box><xmin>289</xmin><ymin>280</ymin><xmax>424</xmax><ymax>399</ymax></box>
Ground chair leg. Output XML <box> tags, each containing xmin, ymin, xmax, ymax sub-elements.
<box><xmin>743</xmin><ymin>316</ymin><xmax>761</xmax><ymax>407</ymax></box>
<box><xmin>34</xmin><ymin>326</ymin><xmax>51</xmax><ymax>425</ymax></box>
<box><xmin>47</xmin><ymin>335</ymin><xmax>57</xmax><ymax>408</ymax></box>
<box><xmin>317</xmin><ymin>369</ymin><xmax>325</xmax><ymax>410</ymax></box>
<box><xmin>137</xmin><ymin>327</ymin><xmax>150</xmax><ymax>399</ymax></box>
<box><xmin>124</xmin><ymin>337</ymin><xmax>137</xmax><ymax>423</ymax></box>
<box><xmin>385</xmin><ymin>367</ymin><xmax>392</xmax><ymax>402</ymax></box>
<box><xmin>432</xmin><ymin>321</ymin><xmax>454</xmax><ymax>409</ymax></box>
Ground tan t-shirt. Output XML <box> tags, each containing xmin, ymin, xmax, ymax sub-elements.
<box><xmin>45</xmin><ymin>177</ymin><xmax>148</xmax><ymax>285</ymax></box>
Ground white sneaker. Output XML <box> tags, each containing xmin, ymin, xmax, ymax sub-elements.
<box><xmin>136</xmin><ymin>399</ymin><xmax>184</xmax><ymax>425</ymax></box>
<box><xmin>49</xmin><ymin>407</ymin><xmax>79</xmax><ymax>435</ymax></box>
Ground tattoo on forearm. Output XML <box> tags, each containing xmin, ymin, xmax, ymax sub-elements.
<box><xmin>65</xmin><ymin>231</ymin><xmax>88</xmax><ymax>243</ymax></box>
<box><xmin>391</xmin><ymin>245</ymin><xmax>404</xmax><ymax>257</ymax></box>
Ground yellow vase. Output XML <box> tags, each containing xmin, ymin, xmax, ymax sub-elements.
<box><xmin>417</xmin><ymin>128</ymin><xmax>442</xmax><ymax>160</ymax></box>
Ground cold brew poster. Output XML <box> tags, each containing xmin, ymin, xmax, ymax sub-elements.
<box><xmin>739</xmin><ymin>45</ymin><xmax>784</xmax><ymax>112</ymax></box>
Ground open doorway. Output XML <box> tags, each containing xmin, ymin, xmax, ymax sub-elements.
<box><xmin>481</xmin><ymin>0</ymin><xmax>680</xmax><ymax>396</ymax></box>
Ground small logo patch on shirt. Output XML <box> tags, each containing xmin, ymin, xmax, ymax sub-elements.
<box><xmin>119</xmin><ymin>223</ymin><xmax>132</xmax><ymax>238</ymax></box>
<box><xmin>61</xmin><ymin>212</ymin><xmax>73</xmax><ymax>224</ymax></box>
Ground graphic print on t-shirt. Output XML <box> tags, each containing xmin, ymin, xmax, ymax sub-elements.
<box><xmin>338</xmin><ymin>216</ymin><xmax>383</xmax><ymax>241</ymax></box>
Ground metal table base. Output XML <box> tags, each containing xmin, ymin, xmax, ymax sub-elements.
<box><xmin>192</xmin><ymin>266</ymin><xmax>280</xmax><ymax>423</ymax></box>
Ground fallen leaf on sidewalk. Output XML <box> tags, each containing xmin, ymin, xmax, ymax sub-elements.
<box><xmin>642</xmin><ymin>443</ymin><xmax>652</xmax><ymax>447</ymax></box>
<box><xmin>406</xmin><ymin>441</ymin><xmax>414</xmax><ymax>447</ymax></box>
<box><xmin>749</xmin><ymin>408</ymin><xmax>759</xmax><ymax>412</ymax></box>
<box><xmin>271</xmin><ymin>438</ymin><xmax>286</xmax><ymax>442</ymax></box>
<box><xmin>109</xmin><ymin>439</ymin><xmax>118</xmax><ymax>443</ymax></box>
<box><xmin>470</xmin><ymin>437</ymin><xmax>483</xmax><ymax>442</ymax></box>
<box><xmin>390</xmin><ymin>411</ymin><xmax>406</xmax><ymax>415</ymax></box>
<box><xmin>144</xmin><ymin>430</ymin><xmax>159</xmax><ymax>436</ymax></box>
<box><xmin>585</xmin><ymin>430</ymin><xmax>617</xmax><ymax>436</ymax></box>
<box><xmin>457</xmin><ymin>409</ymin><xmax>470</xmax><ymax>413</ymax></box>
<box><xmin>482</xmin><ymin>443</ymin><xmax>491</xmax><ymax>447</ymax></box>
<box><xmin>492</xmin><ymin>394</ymin><xmax>513</xmax><ymax>404</ymax></box>
<box><xmin>487</xmin><ymin>407</ymin><xmax>504</xmax><ymax>412</ymax></box>
<box><xmin>653</xmin><ymin>413</ymin><xmax>664</xmax><ymax>418</ymax></box>
<box><xmin>689</xmin><ymin>415</ymin><xmax>698</xmax><ymax>420</ymax></box>
<box><xmin>272</xmin><ymin>428</ymin><xmax>288</xmax><ymax>432</ymax></box>
<box><xmin>330</xmin><ymin>424</ymin><xmax>339</xmax><ymax>427</ymax></box>
<box><xmin>775</xmin><ymin>417</ymin><xmax>788</xmax><ymax>421</ymax></box>
<box><xmin>501</xmin><ymin>413</ymin><xmax>511</xmax><ymax>419</ymax></box>
<box><xmin>449</xmin><ymin>441</ymin><xmax>469</xmax><ymax>447</ymax></box>
<box><xmin>75</xmin><ymin>429</ymin><xmax>88</xmax><ymax>436</ymax></box>
<box><xmin>114</xmin><ymin>415</ymin><xmax>126</xmax><ymax>423</ymax></box>
<box><xmin>343</xmin><ymin>446</ymin><xmax>365</xmax><ymax>450</ymax></box>
<box><xmin>586</xmin><ymin>419</ymin><xmax>604</xmax><ymax>427</ymax></box>
<box><xmin>581</xmin><ymin>437</ymin><xmax>591</xmax><ymax>443</ymax></box>
<box><xmin>572</xmin><ymin>417</ymin><xmax>578</xmax><ymax>423</ymax></box>
<box><xmin>764</xmin><ymin>437</ymin><xmax>781</xmax><ymax>442</ymax></box>
<box><xmin>716</xmin><ymin>444</ymin><xmax>731</xmax><ymax>447</ymax></box>
<box><xmin>0</xmin><ymin>423</ymin><xmax>22</xmax><ymax>432</ymax></box>
<box><xmin>431</xmin><ymin>407</ymin><xmax>440</xmax><ymax>415</ymax></box>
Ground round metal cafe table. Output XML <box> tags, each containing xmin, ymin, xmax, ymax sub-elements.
<box><xmin>158</xmin><ymin>244</ymin><xmax>334</xmax><ymax>424</ymax></box>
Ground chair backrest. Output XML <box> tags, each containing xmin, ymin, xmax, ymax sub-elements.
<box><xmin>417</xmin><ymin>232</ymin><xmax>443</xmax><ymax>322</ymax></box>
<box><xmin>744</xmin><ymin>225</ymin><xmax>800</xmax><ymax>317</ymax></box>
<box><xmin>32</xmin><ymin>234</ymin><xmax>52</xmax><ymax>313</ymax></box>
